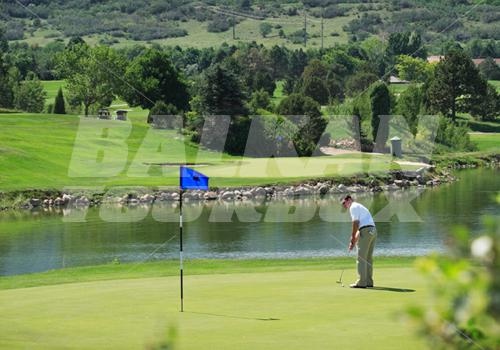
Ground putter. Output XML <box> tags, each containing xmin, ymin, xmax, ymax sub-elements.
<box><xmin>336</xmin><ymin>269</ymin><xmax>345</xmax><ymax>287</ymax></box>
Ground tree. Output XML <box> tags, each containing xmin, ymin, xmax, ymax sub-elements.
<box><xmin>277</xmin><ymin>93</ymin><xmax>327</xmax><ymax>156</ymax></box>
<box><xmin>0</xmin><ymin>27</ymin><xmax>15</xmax><ymax>108</ymax></box>
<box><xmin>386</xmin><ymin>31</ymin><xmax>426</xmax><ymax>59</ymax></box>
<box><xmin>197</xmin><ymin>63</ymin><xmax>248</xmax><ymax>116</ymax></box>
<box><xmin>478</xmin><ymin>57</ymin><xmax>500</xmax><ymax>80</ymax></box>
<box><xmin>427</xmin><ymin>49</ymin><xmax>487</xmax><ymax>122</ymax></box>
<box><xmin>345</xmin><ymin>72</ymin><xmax>378</xmax><ymax>96</ymax></box>
<box><xmin>53</xmin><ymin>87</ymin><xmax>66</xmax><ymax>114</ymax></box>
<box><xmin>397</xmin><ymin>84</ymin><xmax>424</xmax><ymax>136</ymax></box>
<box><xmin>369</xmin><ymin>82</ymin><xmax>391</xmax><ymax>152</ymax></box>
<box><xmin>259</xmin><ymin>23</ymin><xmax>273</xmax><ymax>38</ymax></box>
<box><xmin>123</xmin><ymin>49</ymin><xmax>190</xmax><ymax>111</ymax></box>
<box><xmin>302</xmin><ymin>76</ymin><xmax>329</xmax><ymax>105</ymax></box>
<box><xmin>268</xmin><ymin>45</ymin><xmax>289</xmax><ymax>80</ymax></box>
<box><xmin>396</xmin><ymin>55</ymin><xmax>433</xmax><ymax>82</ymax></box>
<box><xmin>147</xmin><ymin>101</ymin><xmax>180</xmax><ymax>128</ymax></box>
<box><xmin>56</xmin><ymin>44</ymin><xmax>126</xmax><ymax>116</ymax></box>
<box><xmin>467</xmin><ymin>83</ymin><xmax>500</xmax><ymax>121</ymax></box>
<box><xmin>14</xmin><ymin>73</ymin><xmax>46</xmax><ymax>113</ymax></box>
<box><xmin>249</xmin><ymin>89</ymin><xmax>272</xmax><ymax>112</ymax></box>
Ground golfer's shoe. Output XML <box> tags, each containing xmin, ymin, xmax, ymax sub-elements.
<box><xmin>349</xmin><ymin>283</ymin><xmax>367</xmax><ymax>288</ymax></box>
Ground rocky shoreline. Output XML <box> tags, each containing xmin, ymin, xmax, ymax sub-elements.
<box><xmin>0</xmin><ymin>154</ymin><xmax>497</xmax><ymax>211</ymax></box>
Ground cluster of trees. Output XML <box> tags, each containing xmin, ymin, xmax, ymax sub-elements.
<box><xmin>0</xmin><ymin>28</ymin><xmax>46</xmax><ymax>112</ymax></box>
<box><xmin>1</xmin><ymin>27</ymin><xmax>499</xmax><ymax>154</ymax></box>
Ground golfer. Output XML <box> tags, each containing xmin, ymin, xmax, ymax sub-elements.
<box><xmin>342</xmin><ymin>195</ymin><xmax>377</xmax><ymax>288</ymax></box>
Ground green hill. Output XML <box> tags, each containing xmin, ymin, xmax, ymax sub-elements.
<box><xmin>2</xmin><ymin>0</ymin><xmax>499</xmax><ymax>51</ymax></box>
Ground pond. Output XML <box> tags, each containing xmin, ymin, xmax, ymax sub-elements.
<box><xmin>0</xmin><ymin>168</ymin><xmax>498</xmax><ymax>276</ymax></box>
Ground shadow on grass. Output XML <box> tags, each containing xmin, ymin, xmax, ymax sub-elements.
<box><xmin>368</xmin><ymin>286</ymin><xmax>415</xmax><ymax>293</ymax></box>
<box><xmin>184</xmin><ymin>311</ymin><xmax>280</xmax><ymax>321</ymax></box>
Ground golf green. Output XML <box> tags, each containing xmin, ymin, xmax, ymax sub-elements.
<box><xmin>0</xmin><ymin>266</ymin><xmax>427</xmax><ymax>349</ymax></box>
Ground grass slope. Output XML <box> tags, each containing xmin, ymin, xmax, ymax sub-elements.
<box><xmin>0</xmin><ymin>112</ymin><xmax>414</xmax><ymax>191</ymax></box>
<box><xmin>0</xmin><ymin>259</ymin><xmax>425</xmax><ymax>350</ymax></box>
<box><xmin>470</xmin><ymin>132</ymin><xmax>500</xmax><ymax>151</ymax></box>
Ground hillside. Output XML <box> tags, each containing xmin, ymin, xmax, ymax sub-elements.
<box><xmin>1</xmin><ymin>0</ymin><xmax>499</xmax><ymax>51</ymax></box>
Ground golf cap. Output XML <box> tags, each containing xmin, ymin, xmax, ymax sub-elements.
<box><xmin>341</xmin><ymin>195</ymin><xmax>352</xmax><ymax>204</ymax></box>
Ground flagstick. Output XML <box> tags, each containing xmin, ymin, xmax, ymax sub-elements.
<box><xmin>179</xmin><ymin>188</ymin><xmax>184</xmax><ymax>312</ymax></box>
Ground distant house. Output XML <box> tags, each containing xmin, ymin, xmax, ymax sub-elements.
<box><xmin>427</xmin><ymin>55</ymin><xmax>500</xmax><ymax>66</ymax></box>
<box><xmin>389</xmin><ymin>76</ymin><xmax>409</xmax><ymax>84</ymax></box>
<box><xmin>115</xmin><ymin>110</ymin><xmax>128</xmax><ymax>121</ymax></box>
<box><xmin>97</xmin><ymin>108</ymin><xmax>111</xmax><ymax>119</ymax></box>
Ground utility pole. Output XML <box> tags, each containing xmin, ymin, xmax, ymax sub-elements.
<box><xmin>232</xmin><ymin>13</ymin><xmax>236</xmax><ymax>40</ymax></box>
<box><xmin>303</xmin><ymin>11</ymin><xmax>307</xmax><ymax>47</ymax></box>
<box><xmin>321</xmin><ymin>13</ymin><xmax>324</xmax><ymax>50</ymax></box>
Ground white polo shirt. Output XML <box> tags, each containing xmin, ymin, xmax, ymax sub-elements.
<box><xmin>349</xmin><ymin>202</ymin><xmax>375</xmax><ymax>227</ymax></box>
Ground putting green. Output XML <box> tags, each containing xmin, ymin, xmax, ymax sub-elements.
<box><xmin>0</xmin><ymin>266</ymin><xmax>426</xmax><ymax>350</ymax></box>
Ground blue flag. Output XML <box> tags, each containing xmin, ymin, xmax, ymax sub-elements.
<box><xmin>180</xmin><ymin>166</ymin><xmax>209</xmax><ymax>190</ymax></box>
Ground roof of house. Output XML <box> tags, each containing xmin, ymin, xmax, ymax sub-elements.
<box><xmin>427</xmin><ymin>55</ymin><xmax>500</xmax><ymax>65</ymax></box>
<box><xmin>389</xmin><ymin>75</ymin><xmax>409</xmax><ymax>84</ymax></box>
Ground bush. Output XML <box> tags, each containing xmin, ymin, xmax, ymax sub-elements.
<box><xmin>13</xmin><ymin>74</ymin><xmax>46</xmax><ymax>113</ymax></box>
<box><xmin>435</xmin><ymin>118</ymin><xmax>476</xmax><ymax>151</ymax></box>
<box><xmin>408</xmin><ymin>215</ymin><xmax>500</xmax><ymax>350</ymax></box>
<box><xmin>207</xmin><ymin>16</ymin><xmax>231</xmax><ymax>33</ymax></box>
<box><xmin>147</xmin><ymin>101</ymin><xmax>181</xmax><ymax>128</ymax></box>
<box><xmin>249</xmin><ymin>89</ymin><xmax>272</xmax><ymax>112</ymax></box>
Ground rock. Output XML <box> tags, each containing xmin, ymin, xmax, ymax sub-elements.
<box><xmin>221</xmin><ymin>191</ymin><xmax>235</xmax><ymax>200</ymax></box>
<box><xmin>30</xmin><ymin>198</ymin><xmax>41</xmax><ymax>207</ymax></box>
<box><xmin>337</xmin><ymin>184</ymin><xmax>347</xmax><ymax>193</ymax></box>
<box><xmin>54</xmin><ymin>197</ymin><xmax>64</xmax><ymax>206</ymax></box>
<box><xmin>387</xmin><ymin>184</ymin><xmax>399</xmax><ymax>191</ymax></box>
<box><xmin>319</xmin><ymin>185</ymin><xmax>330</xmax><ymax>195</ymax></box>
<box><xmin>62</xmin><ymin>193</ymin><xmax>73</xmax><ymax>204</ymax></box>
<box><xmin>253</xmin><ymin>187</ymin><xmax>267</xmax><ymax>197</ymax></box>
<box><xmin>242</xmin><ymin>191</ymin><xmax>253</xmax><ymax>199</ymax></box>
<box><xmin>140</xmin><ymin>194</ymin><xmax>154</xmax><ymax>203</ymax></box>
<box><xmin>294</xmin><ymin>186</ymin><xmax>311</xmax><ymax>196</ymax></box>
<box><xmin>394</xmin><ymin>180</ymin><xmax>405</xmax><ymax>187</ymax></box>
<box><xmin>204</xmin><ymin>191</ymin><xmax>218</xmax><ymax>200</ymax></box>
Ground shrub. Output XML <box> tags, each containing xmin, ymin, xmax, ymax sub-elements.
<box><xmin>207</xmin><ymin>16</ymin><xmax>231</xmax><ymax>33</ymax></box>
<box><xmin>53</xmin><ymin>87</ymin><xmax>66</xmax><ymax>114</ymax></box>
<box><xmin>435</xmin><ymin>118</ymin><xmax>475</xmax><ymax>151</ymax></box>
<box><xmin>147</xmin><ymin>101</ymin><xmax>181</xmax><ymax>129</ymax></box>
<box><xmin>249</xmin><ymin>89</ymin><xmax>272</xmax><ymax>112</ymax></box>
<box><xmin>13</xmin><ymin>74</ymin><xmax>46</xmax><ymax>113</ymax></box>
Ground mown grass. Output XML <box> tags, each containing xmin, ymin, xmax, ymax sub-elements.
<box><xmin>0</xmin><ymin>112</ymin><xmax>416</xmax><ymax>191</ymax></box>
<box><xmin>0</xmin><ymin>258</ymin><xmax>425</xmax><ymax>349</ymax></box>
<box><xmin>40</xmin><ymin>80</ymin><xmax>65</xmax><ymax>105</ymax></box>
<box><xmin>0</xmin><ymin>256</ymin><xmax>416</xmax><ymax>290</ymax></box>
<box><xmin>470</xmin><ymin>132</ymin><xmax>500</xmax><ymax>151</ymax></box>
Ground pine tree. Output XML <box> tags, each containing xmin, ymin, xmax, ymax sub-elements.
<box><xmin>53</xmin><ymin>87</ymin><xmax>66</xmax><ymax>114</ymax></box>
<box><xmin>370</xmin><ymin>82</ymin><xmax>391</xmax><ymax>152</ymax></box>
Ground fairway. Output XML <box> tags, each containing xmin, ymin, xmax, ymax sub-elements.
<box><xmin>0</xmin><ymin>265</ymin><xmax>426</xmax><ymax>350</ymax></box>
<box><xmin>0</xmin><ymin>113</ymin><xmax>415</xmax><ymax>190</ymax></box>
<box><xmin>470</xmin><ymin>132</ymin><xmax>500</xmax><ymax>151</ymax></box>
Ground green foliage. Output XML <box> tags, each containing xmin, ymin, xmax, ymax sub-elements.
<box><xmin>122</xmin><ymin>49</ymin><xmax>190</xmax><ymax>111</ymax></box>
<box><xmin>428</xmin><ymin>49</ymin><xmax>487</xmax><ymax>121</ymax></box>
<box><xmin>345</xmin><ymin>72</ymin><xmax>378</xmax><ymax>97</ymax></box>
<box><xmin>277</xmin><ymin>93</ymin><xmax>327</xmax><ymax>156</ymax></box>
<box><xmin>249</xmin><ymin>89</ymin><xmax>272</xmax><ymax>112</ymax></box>
<box><xmin>408</xmin><ymin>215</ymin><xmax>500</xmax><ymax>350</ymax></box>
<box><xmin>302</xmin><ymin>76</ymin><xmax>329</xmax><ymax>105</ymax></box>
<box><xmin>467</xmin><ymin>83</ymin><xmax>500</xmax><ymax>121</ymax></box>
<box><xmin>396</xmin><ymin>55</ymin><xmax>433</xmax><ymax>82</ymax></box>
<box><xmin>369</xmin><ymin>81</ymin><xmax>391</xmax><ymax>152</ymax></box>
<box><xmin>435</xmin><ymin>118</ymin><xmax>476</xmax><ymax>152</ymax></box>
<box><xmin>386</xmin><ymin>31</ymin><xmax>426</xmax><ymax>59</ymax></box>
<box><xmin>147</xmin><ymin>101</ymin><xmax>180</xmax><ymax>129</ymax></box>
<box><xmin>13</xmin><ymin>73</ymin><xmax>46</xmax><ymax>113</ymax></box>
<box><xmin>196</xmin><ymin>63</ymin><xmax>248</xmax><ymax>116</ymax></box>
<box><xmin>53</xmin><ymin>87</ymin><xmax>65</xmax><ymax>114</ymax></box>
<box><xmin>396</xmin><ymin>84</ymin><xmax>424</xmax><ymax>136</ymax></box>
<box><xmin>259</xmin><ymin>22</ymin><xmax>273</xmax><ymax>38</ymax></box>
<box><xmin>478</xmin><ymin>57</ymin><xmax>500</xmax><ymax>80</ymax></box>
<box><xmin>55</xmin><ymin>44</ymin><xmax>126</xmax><ymax>115</ymax></box>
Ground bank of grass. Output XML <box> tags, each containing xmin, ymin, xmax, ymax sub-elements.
<box><xmin>0</xmin><ymin>257</ymin><xmax>425</xmax><ymax>349</ymax></box>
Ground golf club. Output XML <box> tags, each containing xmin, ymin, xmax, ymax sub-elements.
<box><xmin>336</xmin><ymin>269</ymin><xmax>345</xmax><ymax>287</ymax></box>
